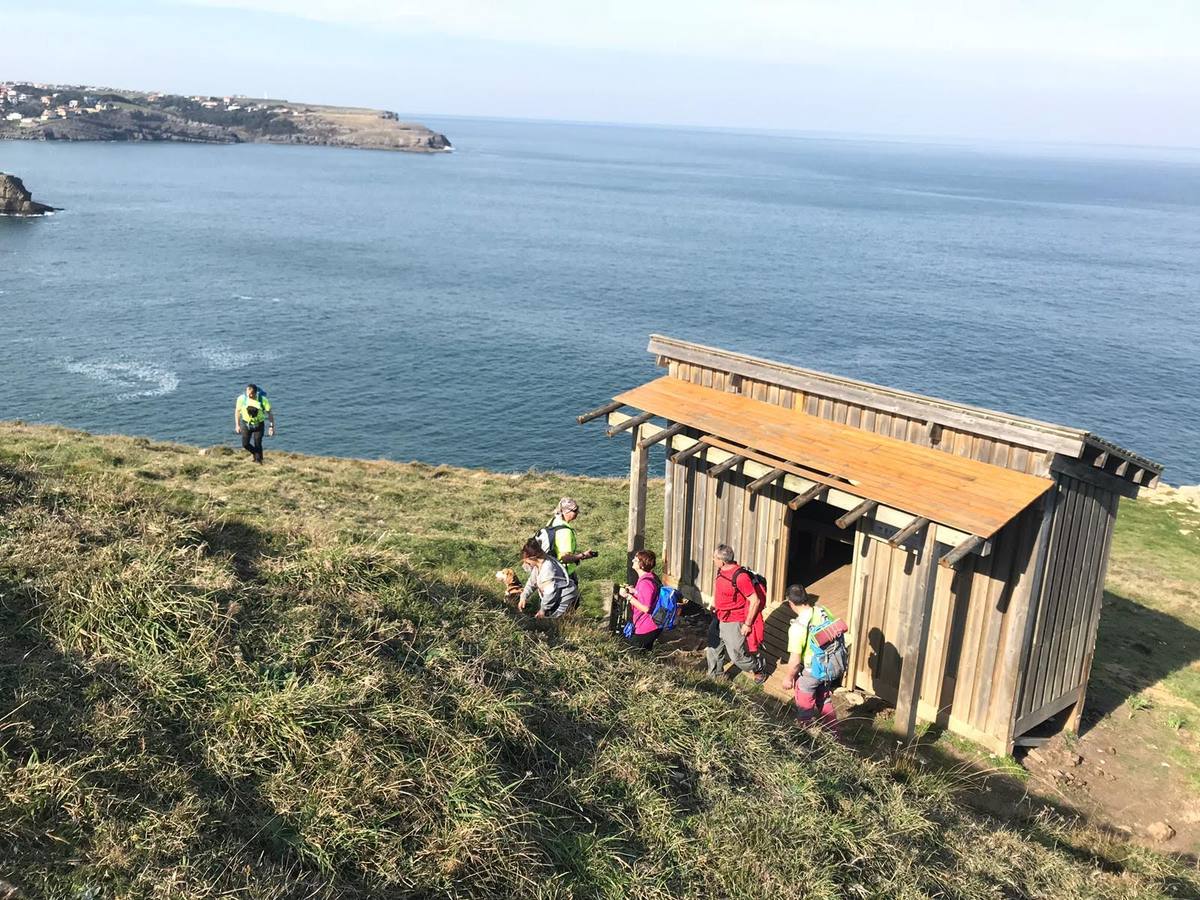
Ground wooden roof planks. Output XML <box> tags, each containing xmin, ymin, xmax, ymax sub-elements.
<box><xmin>613</xmin><ymin>376</ymin><xmax>1053</xmax><ymax>538</ymax></box>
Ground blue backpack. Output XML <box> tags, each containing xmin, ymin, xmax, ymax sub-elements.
<box><xmin>806</xmin><ymin>607</ymin><xmax>849</xmax><ymax>684</ymax></box>
<box><xmin>622</xmin><ymin>581</ymin><xmax>682</xmax><ymax>636</ymax></box>
<box><xmin>651</xmin><ymin>585</ymin><xmax>682</xmax><ymax>630</ymax></box>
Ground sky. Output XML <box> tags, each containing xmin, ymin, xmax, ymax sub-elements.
<box><xmin>4</xmin><ymin>0</ymin><xmax>1198</xmax><ymax>146</ymax></box>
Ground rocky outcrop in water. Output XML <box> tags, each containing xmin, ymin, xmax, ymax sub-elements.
<box><xmin>0</xmin><ymin>173</ymin><xmax>57</xmax><ymax>216</ymax></box>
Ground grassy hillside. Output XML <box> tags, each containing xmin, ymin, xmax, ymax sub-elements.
<box><xmin>1</xmin><ymin>423</ymin><xmax>1197</xmax><ymax>899</ymax></box>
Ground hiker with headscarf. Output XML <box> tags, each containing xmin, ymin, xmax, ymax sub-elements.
<box><xmin>544</xmin><ymin>497</ymin><xmax>596</xmax><ymax>582</ymax></box>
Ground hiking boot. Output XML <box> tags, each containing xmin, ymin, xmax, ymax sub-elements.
<box><xmin>752</xmin><ymin>672</ymin><xmax>768</xmax><ymax>685</ymax></box>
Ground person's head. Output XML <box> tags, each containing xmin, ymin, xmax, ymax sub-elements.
<box><xmin>245</xmin><ymin>383</ymin><xmax>259</xmax><ymax>399</ymax></box>
<box><xmin>520</xmin><ymin>538</ymin><xmax>546</xmax><ymax>570</ymax></box>
<box><xmin>557</xmin><ymin>497</ymin><xmax>580</xmax><ymax>523</ymax></box>
<box><xmin>713</xmin><ymin>544</ymin><xmax>735</xmax><ymax>566</ymax></box>
<box><xmin>785</xmin><ymin>584</ymin><xmax>813</xmax><ymax>611</ymax></box>
<box><xmin>633</xmin><ymin>549</ymin><xmax>656</xmax><ymax>574</ymax></box>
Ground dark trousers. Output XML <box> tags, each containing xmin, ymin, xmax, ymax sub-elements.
<box><xmin>241</xmin><ymin>423</ymin><xmax>265</xmax><ymax>462</ymax></box>
<box><xmin>626</xmin><ymin>629</ymin><xmax>660</xmax><ymax>651</ymax></box>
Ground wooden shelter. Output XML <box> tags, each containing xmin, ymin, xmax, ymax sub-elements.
<box><xmin>579</xmin><ymin>335</ymin><xmax>1163</xmax><ymax>753</ymax></box>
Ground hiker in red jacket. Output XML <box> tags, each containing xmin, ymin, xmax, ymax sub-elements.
<box><xmin>707</xmin><ymin>544</ymin><xmax>766</xmax><ymax>683</ymax></box>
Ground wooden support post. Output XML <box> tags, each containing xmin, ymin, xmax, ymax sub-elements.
<box><xmin>708</xmin><ymin>454</ymin><xmax>746</xmax><ymax>477</ymax></box>
<box><xmin>939</xmin><ymin>534</ymin><xmax>985</xmax><ymax>568</ymax></box>
<box><xmin>893</xmin><ymin>525</ymin><xmax>940</xmax><ymax>742</ymax></box>
<box><xmin>627</xmin><ymin>423</ymin><xmax>650</xmax><ymax>584</ymax></box>
<box><xmin>835</xmin><ymin>499</ymin><xmax>877</xmax><ymax>530</ymax></box>
<box><xmin>888</xmin><ymin>516</ymin><xmax>930</xmax><ymax>548</ymax></box>
<box><xmin>601</xmin><ymin>581</ymin><xmax>621</xmax><ymax>633</ymax></box>
<box><xmin>787</xmin><ymin>483</ymin><xmax>827</xmax><ymax>511</ymax></box>
<box><xmin>747</xmin><ymin>467</ymin><xmax>786</xmax><ymax>494</ymax></box>
<box><xmin>662</xmin><ymin>436</ymin><xmax>675</xmax><ymax>576</ymax></box>
<box><xmin>671</xmin><ymin>439</ymin><xmax>708</xmax><ymax>463</ymax></box>
<box><xmin>577</xmin><ymin>400</ymin><xmax>622</xmax><ymax>425</ymax></box>
<box><xmin>607</xmin><ymin>410</ymin><xmax>654</xmax><ymax>438</ymax></box>
<box><xmin>638</xmin><ymin>422</ymin><xmax>685</xmax><ymax>450</ymax></box>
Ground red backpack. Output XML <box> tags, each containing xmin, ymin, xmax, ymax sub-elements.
<box><xmin>719</xmin><ymin>565</ymin><xmax>767</xmax><ymax>608</ymax></box>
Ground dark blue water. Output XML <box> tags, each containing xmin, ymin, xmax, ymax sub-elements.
<box><xmin>2</xmin><ymin>119</ymin><xmax>1198</xmax><ymax>481</ymax></box>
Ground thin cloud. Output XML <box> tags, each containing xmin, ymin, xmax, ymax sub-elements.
<box><xmin>174</xmin><ymin>0</ymin><xmax>1200</xmax><ymax>63</ymax></box>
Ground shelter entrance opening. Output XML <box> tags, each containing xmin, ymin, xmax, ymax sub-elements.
<box><xmin>785</xmin><ymin>499</ymin><xmax>854</xmax><ymax>623</ymax></box>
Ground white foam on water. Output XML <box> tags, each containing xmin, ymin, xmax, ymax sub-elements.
<box><xmin>62</xmin><ymin>359</ymin><xmax>180</xmax><ymax>399</ymax></box>
<box><xmin>197</xmin><ymin>346</ymin><xmax>280</xmax><ymax>370</ymax></box>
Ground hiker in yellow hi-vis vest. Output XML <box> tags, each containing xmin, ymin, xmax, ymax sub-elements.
<box><xmin>234</xmin><ymin>383</ymin><xmax>275</xmax><ymax>464</ymax></box>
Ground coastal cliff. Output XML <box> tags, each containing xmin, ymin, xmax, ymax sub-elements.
<box><xmin>0</xmin><ymin>82</ymin><xmax>452</xmax><ymax>153</ymax></box>
<box><xmin>0</xmin><ymin>173</ymin><xmax>56</xmax><ymax>215</ymax></box>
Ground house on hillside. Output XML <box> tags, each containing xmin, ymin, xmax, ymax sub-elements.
<box><xmin>579</xmin><ymin>335</ymin><xmax>1163</xmax><ymax>754</ymax></box>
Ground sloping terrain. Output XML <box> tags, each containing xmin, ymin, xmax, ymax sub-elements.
<box><xmin>0</xmin><ymin>423</ymin><xmax>1196</xmax><ymax>898</ymax></box>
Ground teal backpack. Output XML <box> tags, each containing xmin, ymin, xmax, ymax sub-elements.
<box><xmin>807</xmin><ymin>607</ymin><xmax>849</xmax><ymax>684</ymax></box>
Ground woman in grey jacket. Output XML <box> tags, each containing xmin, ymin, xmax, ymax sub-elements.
<box><xmin>517</xmin><ymin>539</ymin><xmax>579</xmax><ymax>618</ymax></box>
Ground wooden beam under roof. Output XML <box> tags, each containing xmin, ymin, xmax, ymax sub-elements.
<box><xmin>577</xmin><ymin>400</ymin><xmax>623</xmax><ymax>425</ymax></box>
<box><xmin>940</xmin><ymin>534</ymin><xmax>985</xmax><ymax>568</ymax></box>
<box><xmin>747</xmin><ymin>467</ymin><xmax>786</xmax><ymax>494</ymax></box>
<box><xmin>836</xmin><ymin>499</ymin><xmax>878</xmax><ymax>530</ymax></box>
<box><xmin>708</xmin><ymin>454</ymin><xmax>746</xmax><ymax>476</ymax></box>
<box><xmin>888</xmin><ymin>516</ymin><xmax>931</xmax><ymax>547</ymax></box>
<box><xmin>638</xmin><ymin>422</ymin><xmax>685</xmax><ymax>449</ymax></box>
<box><xmin>606</xmin><ymin>411</ymin><xmax>654</xmax><ymax>438</ymax></box>
<box><xmin>788</xmin><ymin>483</ymin><xmax>828</xmax><ymax>511</ymax></box>
<box><xmin>671</xmin><ymin>438</ymin><xmax>709</xmax><ymax>463</ymax></box>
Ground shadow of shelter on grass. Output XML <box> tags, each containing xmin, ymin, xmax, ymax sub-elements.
<box><xmin>1081</xmin><ymin>589</ymin><xmax>1200</xmax><ymax>728</ymax></box>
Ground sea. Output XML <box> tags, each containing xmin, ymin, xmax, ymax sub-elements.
<box><xmin>2</xmin><ymin>118</ymin><xmax>1198</xmax><ymax>482</ymax></box>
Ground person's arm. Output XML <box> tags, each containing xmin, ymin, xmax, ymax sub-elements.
<box><xmin>518</xmin><ymin>568</ymin><xmax>538</xmax><ymax>611</ymax></box>
<box><xmin>781</xmin><ymin>649</ymin><xmax>803</xmax><ymax>690</ymax></box>
<box><xmin>234</xmin><ymin>400</ymin><xmax>242</xmax><ymax>433</ymax></box>
<box><xmin>781</xmin><ymin>610</ymin><xmax>813</xmax><ymax>688</ymax></box>
<box><xmin>267</xmin><ymin>406</ymin><xmax>276</xmax><ymax>435</ymax></box>
<box><xmin>739</xmin><ymin>572</ymin><xmax>761</xmax><ymax>636</ymax></box>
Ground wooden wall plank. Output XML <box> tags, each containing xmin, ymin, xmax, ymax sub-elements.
<box><xmin>1048</xmin><ymin>482</ymin><xmax>1096</xmax><ymax>702</ymax></box>
<box><xmin>1000</xmin><ymin>491</ymin><xmax>1058</xmax><ymax>747</ymax></box>
<box><xmin>1062</xmin><ymin>485</ymin><xmax>1109</xmax><ymax>693</ymax></box>
<box><xmin>1066</xmin><ymin>491</ymin><xmax>1119</xmax><ymax>732</ymax></box>
<box><xmin>1025</xmin><ymin>481</ymin><xmax>1082</xmax><ymax>716</ymax></box>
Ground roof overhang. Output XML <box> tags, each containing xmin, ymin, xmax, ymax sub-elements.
<box><xmin>646</xmin><ymin>335</ymin><xmax>1164</xmax><ymax>488</ymax></box>
<box><xmin>582</xmin><ymin>377</ymin><xmax>1056</xmax><ymax>561</ymax></box>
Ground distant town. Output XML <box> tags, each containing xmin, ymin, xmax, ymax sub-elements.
<box><xmin>0</xmin><ymin>81</ymin><xmax>451</xmax><ymax>152</ymax></box>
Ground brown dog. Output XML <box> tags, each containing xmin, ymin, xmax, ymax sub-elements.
<box><xmin>495</xmin><ymin>568</ymin><xmax>524</xmax><ymax>602</ymax></box>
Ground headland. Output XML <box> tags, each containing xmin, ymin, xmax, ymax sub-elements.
<box><xmin>0</xmin><ymin>81</ymin><xmax>451</xmax><ymax>152</ymax></box>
